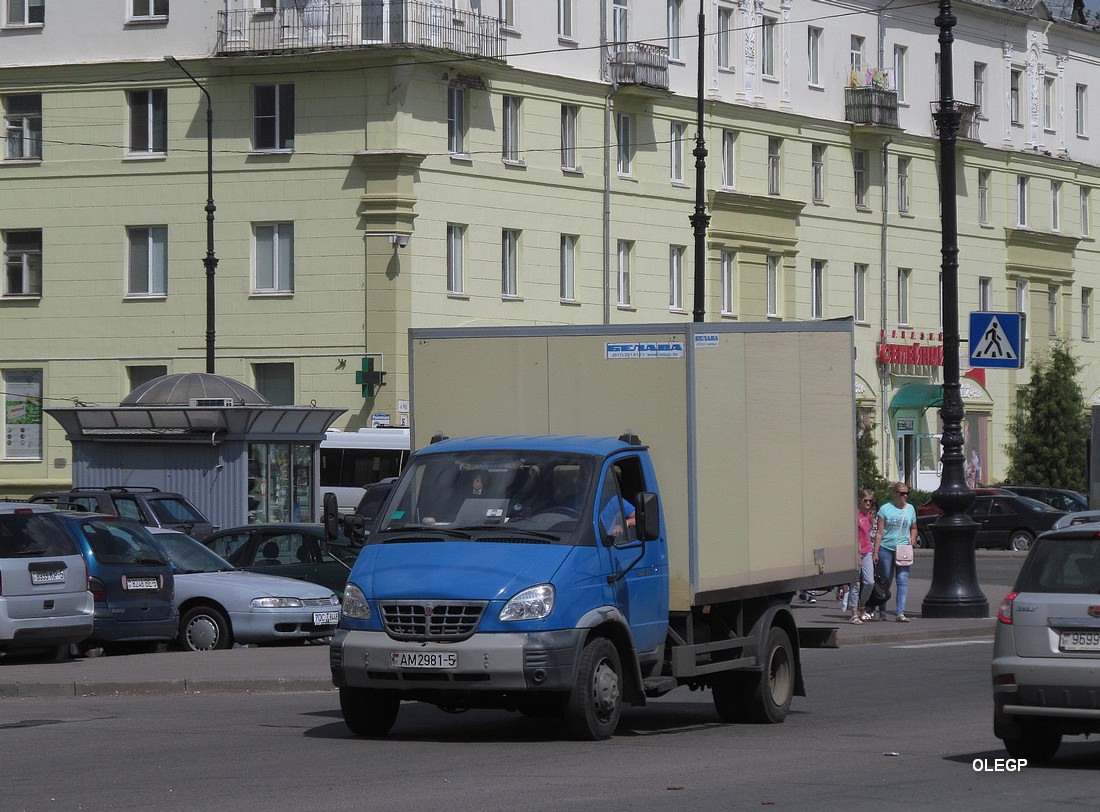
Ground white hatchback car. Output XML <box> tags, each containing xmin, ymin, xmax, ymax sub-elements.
<box><xmin>0</xmin><ymin>502</ymin><xmax>94</xmax><ymax>659</ymax></box>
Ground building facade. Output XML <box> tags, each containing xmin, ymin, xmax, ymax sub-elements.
<box><xmin>3</xmin><ymin>0</ymin><xmax>1100</xmax><ymax>498</ymax></box>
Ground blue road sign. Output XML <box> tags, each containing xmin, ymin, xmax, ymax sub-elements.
<box><xmin>969</xmin><ymin>312</ymin><xmax>1024</xmax><ymax>369</ymax></box>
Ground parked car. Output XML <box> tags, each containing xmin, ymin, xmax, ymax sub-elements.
<box><xmin>201</xmin><ymin>523</ymin><xmax>355</xmax><ymax>598</ymax></box>
<box><xmin>916</xmin><ymin>494</ymin><xmax>1065</xmax><ymax>551</ymax></box>
<box><xmin>993</xmin><ymin>522</ymin><xmax>1100</xmax><ymax>762</ymax></box>
<box><xmin>0</xmin><ymin>503</ymin><xmax>93</xmax><ymax>659</ymax></box>
<box><xmin>149</xmin><ymin>529</ymin><xmax>340</xmax><ymax>651</ymax></box>
<box><xmin>1053</xmin><ymin>510</ymin><xmax>1100</xmax><ymax>531</ymax></box>
<box><xmin>29</xmin><ymin>487</ymin><xmax>215</xmax><ymax>541</ymax></box>
<box><xmin>1000</xmin><ymin>485</ymin><xmax>1088</xmax><ymax>514</ymax></box>
<box><xmin>53</xmin><ymin>513</ymin><xmax>177</xmax><ymax>653</ymax></box>
<box><xmin>915</xmin><ymin>488</ymin><xmax>1014</xmax><ymax>519</ymax></box>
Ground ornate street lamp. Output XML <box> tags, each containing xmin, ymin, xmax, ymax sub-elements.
<box><xmin>690</xmin><ymin>0</ymin><xmax>710</xmax><ymax>323</ymax></box>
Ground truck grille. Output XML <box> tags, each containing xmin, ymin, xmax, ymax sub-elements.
<box><xmin>380</xmin><ymin>600</ymin><xmax>487</xmax><ymax>641</ymax></box>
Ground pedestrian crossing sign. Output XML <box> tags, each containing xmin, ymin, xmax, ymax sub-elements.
<box><xmin>969</xmin><ymin>312</ymin><xmax>1024</xmax><ymax>369</ymax></box>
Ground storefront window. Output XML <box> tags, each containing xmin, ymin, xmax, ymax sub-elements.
<box><xmin>248</xmin><ymin>442</ymin><xmax>314</xmax><ymax>523</ymax></box>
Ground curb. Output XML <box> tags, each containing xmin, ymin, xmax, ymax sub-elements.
<box><xmin>0</xmin><ymin>677</ymin><xmax>336</xmax><ymax>700</ymax></box>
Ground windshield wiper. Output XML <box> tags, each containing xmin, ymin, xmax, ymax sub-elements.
<box><xmin>378</xmin><ymin>526</ymin><xmax>474</xmax><ymax>541</ymax></box>
<box><xmin>452</xmin><ymin>525</ymin><xmax>559</xmax><ymax>542</ymax></box>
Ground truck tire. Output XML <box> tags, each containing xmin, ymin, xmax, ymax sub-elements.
<box><xmin>743</xmin><ymin>626</ymin><xmax>795</xmax><ymax>724</ymax></box>
<box><xmin>340</xmin><ymin>686</ymin><xmax>400</xmax><ymax>736</ymax></box>
<box><xmin>564</xmin><ymin>637</ymin><xmax>622</xmax><ymax>740</ymax></box>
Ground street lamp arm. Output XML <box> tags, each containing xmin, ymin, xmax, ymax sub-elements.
<box><xmin>163</xmin><ymin>55</ymin><xmax>211</xmax><ymax>108</ymax></box>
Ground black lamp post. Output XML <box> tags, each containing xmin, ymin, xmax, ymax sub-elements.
<box><xmin>164</xmin><ymin>55</ymin><xmax>218</xmax><ymax>374</ymax></box>
<box><xmin>690</xmin><ymin>0</ymin><xmax>710</xmax><ymax>323</ymax></box>
<box><xmin>922</xmin><ymin>0</ymin><xmax>988</xmax><ymax>618</ymax></box>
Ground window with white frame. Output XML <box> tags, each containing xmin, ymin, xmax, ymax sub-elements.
<box><xmin>934</xmin><ymin>54</ymin><xmax>940</xmax><ymax>100</ymax></box>
<box><xmin>978</xmin><ymin>169</ymin><xmax>990</xmax><ymax>225</ymax></box>
<box><xmin>253</xmin><ymin>84</ymin><xmax>294</xmax><ymax>151</ymax></box>
<box><xmin>7</xmin><ymin>0</ymin><xmax>43</xmax><ymax>25</ymax></box>
<box><xmin>897</xmin><ymin>156</ymin><xmax>910</xmax><ymax>213</ymax></box>
<box><xmin>1044</xmin><ymin>76</ymin><xmax>1055</xmax><ymax>131</ymax></box>
<box><xmin>1077</xmin><ymin>84</ymin><xmax>1087</xmax><ymax>136</ymax></box>
<box><xmin>1017</xmin><ymin>175</ymin><xmax>1029</xmax><ymax>227</ymax></box>
<box><xmin>854</xmin><ymin>149</ymin><xmax>868</xmax><ymax>208</ymax></box>
<box><xmin>3</xmin><ymin>368</ymin><xmax>43</xmax><ymax>460</ymax></box>
<box><xmin>893</xmin><ymin>45</ymin><xmax>907</xmax><ymax>102</ymax></box>
<box><xmin>808</xmin><ymin>28</ymin><xmax>822</xmax><ymax>86</ymax></box>
<box><xmin>131</xmin><ymin>0</ymin><xmax>167</xmax><ymax>18</ymax></box>
<box><xmin>897</xmin><ymin>268</ymin><xmax>911</xmax><ymax>325</ymax></box>
<box><xmin>1083</xmin><ymin>287</ymin><xmax>1092</xmax><ymax>340</ymax></box>
<box><xmin>850</xmin><ymin>35</ymin><xmax>864</xmax><ymax>79</ymax></box>
<box><xmin>670</xmin><ymin>121</ymin><xmax>685</xmax><ymax>183</ymax></box>
<box><xmin>448</xmin><ymin>86</ymin><xmax>466</xmax><ymax>156</ymax></box>
<box><xmin>978</xmin><ymin>277</ymin><xmax>992</xmax><ymax>311</ymax></box>
<box><xmin>767</xmin><ymin>137</ymin><xmax>781</xmax><ymax>195</ymax></box>
<box><xmin>127</xmin><ymin>226</ymin><xmax>167</xmax><ymax>296</ymax></box>
<box><xmin>447</xmin><ymin>223</ymin><xmax>464</xmax><ymax>294</ymax></box>
<box><xmin>560</xmin><ymin>234</ymin><xmax>577</xmax><ymax>301</ymax></box>
<box><xmin>1048</xmin><ymin>285</ymin><xmax>1059</xmax><ymax>336</ymax></box>
<box><xmin>1082</xmin><ymin>186</ymin><xmax>1091</xmax><ymax>236</ymax></box>
<box><xmin>721</xmin><ymin>251</ymin><xmax>736</xmax><ymax>316</ymax></box>
<box><xmin>561</xmin><ymin>104</ymin><xmax>578</xmax><ymax>170</ymax></box>
<box><xmin>502</xmin><ymin>95</ymin><xmax>520</xmax><ymax>162</ymax></box>
<box><xmin>717</xmin><ymin>7</ymin><xmax>732</xmax><ymax>69</ymax></box>
<box><xmin>1010</xmin><ymin>69</ymin><xmax>1022</xmax><ymax>125</ymax></box>
<box><xmin>3</xmin><ymin>230</ymin><xmax>41</xmax><ymax>297</ymax></box>
<box><xmin>498</xmin><ymin>0</ymin><xmax>515</xmax><ymax>27</ymax></box>
<box><xmin>811</xmin><ymin>144</ymin><xmax>825</xmax><ymax>202</ymax></box>
<box><xmin>766</xmin><ymin>255</ymin><xmax>780</xmax><ymax>317</ymax></box>
<box><xmin>721</xmin><ymin>129</ymin><xmax>735</xmax><ymax>188</ymax></box>
<box><xmin>854</xmin><ymin>263</ymin><xmax>867</xmax><ymax>322</ymax></box>
<box><xmin>669</xmin><ymin>245</ymin><xmax>684</xmax><ymax>310</ymax></box>
<box><xmin>254</xmin><ymin>223</ymin><xmax>293</xmax><ymax>293</ymax></box>
<box><xmin>616</xmin><ymin>113</ymin><xmax>633</xmax><ymax>176</ymax></box>
<box><xmin>810</xmin><ymin>259</ymin><xmax>824</xmax><ymax>320</ymax></box>
<box><xmin>128</xmin><ymin>89</ymin><xmax>166</xmax><ymax>155</ymax></box>
<box><xmin>761</xmin><ymin>16</ymin><xmax>777</xmax><ymax>78</ymax></box>
<box><xmin>612</xmin><ymin>0</ymin><xmax>627</xmax><ymax>42</ymax></box>
<box><xmin>4</xmin><ymin>94</ymin><xmax>41</xmax><ymax>160</ymax></box>
<box><xmin>558</xmin><ymin>0</ymin><xmax>573</xmax><ymax>39</ymax></box>
<box><xmin>666</xmin><ymin>0</ymin><xmax>681</xmax><ymax>60</ymax></box>
<box><xmin>257</xmin><ymin>0</ymin><xmax>277</xmax><ymax>11</ymax></box>
<box><xmin>1051</xmin><ymin>181</ymin><xmax>1061</xmax><ymax>232</ymax></box>
<box><xmin>502</xmin><ymin>229</ymin><xmax>519</xmax><ymax>297</ymax></box>
<box><xmin>616</xmin><ymin>240</ymin><xmax>632</xmax><ymax>307</ymax></box>
<box><xmin>973</xmin><ymin>63</ymin><xmax>985</xmax><ymax>113</ymax></box>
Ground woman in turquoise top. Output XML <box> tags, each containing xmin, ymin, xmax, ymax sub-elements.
<box><xmin>873</xmin><ymin>481</ymin><xmax>918</xmax><ymax>622</ymax></box>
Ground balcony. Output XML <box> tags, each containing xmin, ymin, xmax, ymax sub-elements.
<box><xmin>608</xmin><ymin>42</ymin><xmax>669</xmax><ymax>91</ymax></box>
<box><xmin>217</xmin><ymin>1</ymin><xmax>505</xmax><ymax>60</ymax></box>
<box><xmin>845</xmin><ymin>87</ymin><xmax>899</xmax><ymax>128</ymax></box>
<box><xmin>931</xmin><ymin>101</ymin><xmax>982</xmax><ymax>141</ymax></box>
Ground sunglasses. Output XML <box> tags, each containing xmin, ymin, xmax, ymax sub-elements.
<box><xmin>895</xmin><ymin>491</ymin><xmax>910</xmax><ymax>496</ymax></box>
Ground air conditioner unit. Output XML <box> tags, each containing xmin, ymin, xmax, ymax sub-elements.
<box><xmin>190</xmin><ymin>398</ymin><xmax>237</xmax><ymax>407</ymax></box>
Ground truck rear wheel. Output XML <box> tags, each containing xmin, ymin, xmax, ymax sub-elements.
<box><xmin>565</xmin><ymin>637</ymin><xmax>622</xmax><ymax>740</ymax></box>
<box><xmin>743</xmin><ymin>626</ymin><xmax>794</xmax><ymax>724</ymax></box>
<box><xmin>340</xmin><ymin>687</ymin><xmax>400</xmax><ymax>736</ymax></box>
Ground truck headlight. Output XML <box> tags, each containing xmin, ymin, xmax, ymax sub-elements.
<box><xmin>342</xmin><ymin>583</ymin><xmax>371</xmax><ymax>620</ymax></box>
<box><xmin>499</xmin><ymin>584</ymin><xmax>555</xmax><ymax>621</ymax></box>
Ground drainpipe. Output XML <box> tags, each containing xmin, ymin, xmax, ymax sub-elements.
<box><xmin>880</xmin><ymin>137</ymin><xmax>892</xmax><ymax>481</ymax></box>
<box><xmin>602</xmin><ymin>0</ymin><xmax>613</xmax><ymax>324</ymax></box>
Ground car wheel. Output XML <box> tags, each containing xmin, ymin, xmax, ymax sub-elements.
<box><xmin>915</xmin><ymin>528</ymin><xmax>934</xmax><ymax>549</ymax></box>
<box><xmin>1002</xmin><ymin>720</ymin><xmax>1062</xmax><ymax>763</ymax></box>
<box><xmin>1009</xmin><ymin>530</ymin><xmax>1034</xmax><ymax>552</ymax></box>
<box><xmin>179</xmin><ymin>605</ymin><xmax>231</xmax><ymax>651</ymax></box>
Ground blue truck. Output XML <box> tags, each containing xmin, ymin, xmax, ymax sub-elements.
<box><xmin>330</xmin><ymin>323</ymin><xmax>857</xmax><ymax>739</ymax></box>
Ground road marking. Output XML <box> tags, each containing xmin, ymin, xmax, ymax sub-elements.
<box><xmin>893</xmin><ymin>639</ymin><xmax>993</xmax><ymax>649</ymax></box>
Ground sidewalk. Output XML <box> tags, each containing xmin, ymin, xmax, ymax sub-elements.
<box><xmin>0</xmin><ymin>555</ymin><xmax>1006</xmax><ymax>701</ymax></box>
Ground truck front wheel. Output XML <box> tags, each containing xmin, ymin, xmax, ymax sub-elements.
<box><xmin>340</xmin><ymin>687</ymin><xmax>400</xmax><ymax>737</ymax></box>
<box><xmin>743</xmin><ymin>626</ymin><xmax>795</xmax><ymax>724</ymax></box>
<box><xmin>565</xmin><ymin>637</ymin><xmax>622</xmax><ymax>740</ymax></box>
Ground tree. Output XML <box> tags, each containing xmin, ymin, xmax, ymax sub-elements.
<box><xmin>857</xmin><ymin>415</ymin><xmax>889</xmax><ymax>494</ymax></box>
<box><xmin>1005</xmin><ymin>340</ymin><xmax>1088</xmax><ymax>491</ymax></box>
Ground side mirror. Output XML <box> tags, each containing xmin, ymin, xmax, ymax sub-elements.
<box><xmin>322</xmin><ymin>492</ymin><xmax>340</xmax><ymax>540</ymax></box>
<box><xmin>633</xmin><ymin>492</ymin><xmax>661</xmax><ymax>541</ymax></box>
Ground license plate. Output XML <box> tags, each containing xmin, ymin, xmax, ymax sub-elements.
<box><xmin>313</xmin><ymin>611</ymin><xmax>339</xmax><ymax>625</ymax></box>
<box><xmin>125</xmin><ymin>577</ymin><xmax>159</xmax><ymax>591</ymax></box>
<box><xmin>390</xmin><ymin>651</ymin><xmax>458</xmax><ymax>669</ymax></box>
<box><xmin>1060</xmin><ymin>631</ymin><xmax>1100</xmax><ymax>651</ymax></box>
<box><xmin>30</xmin><ymin>570</ymin><xmax>65</xmax><ymax>585</ymax></box>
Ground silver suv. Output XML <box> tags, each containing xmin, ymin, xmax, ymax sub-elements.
<box><xmin>0</xmin><ymin>502</ymin><xmax>94</xmax><ymax>659</ymax></box>
<box><xmin>993</xmin><ymin>522</ymin><xmax>1100</xmax><ymax>762</ymax></box>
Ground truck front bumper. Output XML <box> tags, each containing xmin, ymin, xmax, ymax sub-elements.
<box><xmin>330</xmin><ymin>628</ymin><xmax>585</xmax><ymax>692</ymax></box>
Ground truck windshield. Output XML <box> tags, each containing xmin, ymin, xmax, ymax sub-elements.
<box><xmin>375</xmin><ymin>450</ymin><xmax>596</xmax><ymax>543</ymax></box>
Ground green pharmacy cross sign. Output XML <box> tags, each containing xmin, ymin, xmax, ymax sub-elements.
<box><xmin>355</xmin><ymin>357</ymin><xmax>386</xmax><ymax>398</ymax></box>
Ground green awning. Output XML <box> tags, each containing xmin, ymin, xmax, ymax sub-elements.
<box><xmin>889</xmin><ymin>384</ymin><xmax>943</xmax><ymax>418</ymax></box>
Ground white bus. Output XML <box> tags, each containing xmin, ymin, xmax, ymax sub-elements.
<box><xmin>318</xmin><ymin>428</ymin><xmax>411</xmax><ymax>513</ymax></box>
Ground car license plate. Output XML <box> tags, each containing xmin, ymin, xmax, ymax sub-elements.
<box><xmin>390</xmin><ymin>651</ymin><xmax>458</xmax><ymax>669</ymax></box>
<box><xmin>313</xmin><ymin>611</ymin><xmax>339</xmax><ymax>625</ymax></box>
<box><xmin>1060</xmin><ymin>631</ymin><xmax>1100</xmax><ymax>651</ymax></box>
<box><xmin>125</xmin><ymin>577</ymin><xmax>159</xmax><ymax>591</ymax></box>
<box><xmin>30</xmin><ymin>569</ymin><xmax>65</xmax><ymax>585</ymax></box>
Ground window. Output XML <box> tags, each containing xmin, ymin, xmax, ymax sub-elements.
<box><xmin>131</xmin><ymin>0</ymin><xmax>167</xmax><ymax>18</ymax></box>
<box><xmin>612</xmin><ymin>0</ymin><xmax>627</xmax><ymax>42</ymax></box>
<box><xmin>973</xmin><ymin>63</ymin><xmax>985</xmax><ymax>113</ymax></box>
<box><xmin>898</xmin><ymin>268</ymin><xmax>911</xmax><ymax>325</ymax></box>
<box><xmin>850</xmin><ymin>35</ymin><xmax>864</xmax><ymax>78</ymax></box>
<box><xmin>4</xmin><ymin>94</ymin><xmax>41</xmax><ymax>160</ymax></box>
<box><xmin>854</xmin><ymin>149</ymin><xmax>868</xmax><ymax>208</ymax></box>
<box><xmin>498</xmin><ymin>0</ymin><xmax>514</xmax><ymax>27</ymax></box>
<box><xmin>721</xmin><ymin>129</ymin><xmax>735</xmax><ymax>188</ymax></box>
<box><xmin>560</xmin><ymin>104</ymin><xmax>578</xmax><ymax>170</ymax></box>
<box><xmin>897</xmin><ymin>156</ymin><xmax>910</xmax><ymax>213</ymax></box>
<box><xmin>766</xmin><ymin>255</ymin><xmax>779</xmax><ymax>317</ymax></box>
<box><xmin>811</xmin><ymin>144</ymin><xmax>825</xmax><ymax>202</ymax></box>
<box><xmin>127</xmin><ymin>226</ymin><xmax>167</xmax><ymax>296</ymax></box>
<box><xmin>721</xmin><ymin>251</ymin><xmax>736</xmax><ymax>316</ymax></box>
<box><xmin>893</xmin><ymin>45</ymin><xmax>907</xmax><ymax>102</ymax></box>
<box><xmin>761</xmin><ymin>16</ymin><xmax>777</xmax><ymax>78</ymax></box>
<box><xmin>1077</xmin><ymin>84</ymin><xmax>1087</xmax><ymax>137</ymax></box>
<box><xmin>854</xmin><ymin>263</ymin><xmax>867</xmax><ymax>322</ymax></box>
<box><xmin>3</xmin><ymin>230</ymin><xmax>41</xmax><ymax>297</ymax></box>
<box><xmin>7</xmin><ymin>0</ymin><xmax>44</xmax><ymax>25</ymax></box>
<box><xmin>616</xmin><ymin>113</ymin><xmax>633</xmax><ymax>176</ymax></box>
<box><xmin>502</xmin><ymin>95</ymin><xmax>520</xmax><ymax>162</ymax></box>
<box><xmin>1048</xmin><ymin>285</ymin><xmax>1059</xmax><ymax>336</ymax></box>
<box><xmin>253</xmin><ymin>363</ymin><xmax>294</xmax><ymax>406</ymax></box>
<box><xmin>669</xmin><ymin>245</ymin><xmax>684</xmax><ymax>310</ymax></box>
<box><xmin>446</xmin><ymin>224</ymin><xmax>464</xmax><ymax>294</ymax></box>
<box><xmin>254</xmin><ymin>223</ymin><xmax>293</xmax><ymax>293</ymax></box>
<box><xmin>3</xmin><ymin>369</ymin><xmax>42</xmax><ymax>460</ymax></box>
<box><xmin>1083</xmin><ymin>287</ymin><xmax>1092</xmax><ymax>340</ymax></box>
<box><xmin>253</xmin><ymin>84</ymin><xmax>294</xmax><ymax>151</ymax></box>
<box><xmin>447</xmin><ymin>86</ymin><xmax>466</xmax><ymax>156</ymax></box>
<box><xmin>616</xmin><ymin>240</ymin><xmax>632</xmax><ymax>307</ymax></box>
<box><xmin>1082</xmin><ymin>186</ymin><xmax>1091</xmax><ymax>236</ymax></box>
<box><xmin>978</xmin><ymin>169</ymin><xmax>990</xmax><ymax>225</ymax></box>
<box><xmin>128</xmin><ymin>365</ymin><xmax>167</xmax><ymax>392</ymax></box>
<box><xmin>767</xmin><ymin>137</ymin><xmax>781</xmax><ymax>195</ymax></box>
<box><xmin>1017</xmin><ymin>175</ymin><xmax>1029</xmax><ymax>227</ymax></box>
<box><xmin>670</xmin><ymin>121</ymin><xmax>685</xmax><ymax>183</ymax></box>
<box><xmin>666</xmin><ymin>0</ymin><xmax>681</xmax><ymax>60</ymax></box>
<box><xmin>501</xmin><ymin>229</ymin><xmax>519</xmax><ymax>297</ymax></box>
<box><xmin>979</xmin><ymin>277</ymin><xmax>992</xmax><ymax>311</ymax></box>
<box><xmin>810</xmin><ymin>259</ymin><xmax>824</xmax><ymax>320</ymax></box>
<box><xmin>128</xmin><ymin>89</ymin><xmax>166</xmax><ymax>155</ymax></box>
<box><xmin>717</xmin><ymin>7</ymin><xmax>732</xmax><ymax>69</ymax></box>
<box><xmin>1010</xmin><ymin>69</ymin><xmax>1022</xmax><ymax>125</ymax></box>
<box><xmin>560</xmin><ymin>234</ymin><xmax>577</xmax><ymax>301</ymax></box>
<box><xmin>258</xmin><ymin>0</ymin><xmax>277</xmax><ymax>10</ymax></box>
<box><xmin>808</xmin><ymin>28</ymin><xmax>822</xmax><ymax>86</ymax></box>
<box><xmin>558</xmin><ymin>0</ymin><xmax>573</xmax><ymax>39</ymax></box>
<box><xmin>1051</xmin><ymin>181</ymin><xmax>1061</xmax><ymax>232</ymax></box>
<box><xmin>1044</xmin><ymin>76</ymin><xmax>1055</xmax><ymax>130</ymax></box>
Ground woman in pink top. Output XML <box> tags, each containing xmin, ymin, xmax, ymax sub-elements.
<box><xmin>846</xmin><ymin>488</ymin><xmax>877</xmax><ymax>624</ymax></box>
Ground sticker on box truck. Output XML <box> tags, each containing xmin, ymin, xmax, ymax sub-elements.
<box><xmin>694</xmin><ymin>334</ymin><xmax>719</xmax><ymax>348</ymax></box>
<box><xmin>605</xmin><ymin>341</ymin><xmax>685</xmax><ymax>359</ymax></box>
